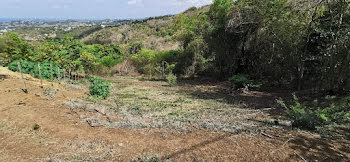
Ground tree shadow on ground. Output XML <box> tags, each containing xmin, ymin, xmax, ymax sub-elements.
<box><xmin>0</xmin><ymin>74</ymin><xmax>8</xmax><ymax>80</ymax></box>
<box><xmin>179</xmin><ymin>79</ymin><xmax>291</xmax><ymax>118</ymax></box>
<box><xmin>161</xmin><ymin>133</ymin><xmax>233</xmax><ymax>160</ymax></box>
<box><xmin>289</xmin><ymin>134</ymin><xmax>350</xmax><ymax>161</ymax></box>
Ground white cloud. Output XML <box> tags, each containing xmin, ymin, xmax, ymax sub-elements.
<box><xmin>170</xmin><ymin>0</ymin><xmax>212</xmax><ymax>7</ymax></box>
<box><xmin>127</xmin><ymin>0</ymin><xmax>143</xmax><ymax>5</ymax></box>
<box><xmin>49</xmin><ymin>0</ymin><xmax>72</xmax><ymax>9</ymax></box>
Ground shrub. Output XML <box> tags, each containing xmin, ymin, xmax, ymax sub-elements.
<box><xmin>166</xmin><ymin>73</ymin><xmax>177</xmax><ymax>86</ymax></box>
<box><xmin>229</xmin><ymin>75</ymin><xmax>249</xmax><ymax>89</ymax></box>
<box><xmin>8</xmin><ymin>60</ymin><xmax>63</xmax><ymax>80</ymax></box>
<box><xmin>317</xmin><ymin>96</ymin><xmax>350</xmax><ymax>123</ymax></box>
<box><xmin>88</xmin><ymin>77</ymin><xmax>111</xmax><ymax>99</ymax></box>
<box><xmin>99</xmin><ymin>56</ymin><xmax>122</xmax><ymax>68</ymax></box>
<box><xmin>33</xmin><ymin>123</ymin><xmax>40</xmax><ymax>130</ymax></box>
<box><xmin>130</xmin><ymin>49</ymin><xmax>157</xmax><ymax>75</ymax></box>
<box><xmin>278</xmin><ymin>95</ymin><xmax>327</xmax><ymax>130</ymax></box>
<box><xmin>286</xmin><ymin>104</ymin><xmax>327</xmax><ymax>130</ymax></box>
<box><xmin>8</xmin><ymin>60</ymin><xmax>35</xmax><ymax>74</ymax></box>
<box><xmin>33</xmin><ymin>62</ymin><xmax>62</xmax><ymax>80</ymax></box>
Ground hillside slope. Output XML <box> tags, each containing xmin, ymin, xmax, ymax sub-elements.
<box><xmin>81</xmin><ymin>6</ymin><xmax>210</xmax><ymax>51</ymax></box>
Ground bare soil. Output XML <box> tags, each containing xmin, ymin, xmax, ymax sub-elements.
<box><xmin>0</xmin><ymin>67</ymin><xmax>349</xmax><ymax>161</ymax></box>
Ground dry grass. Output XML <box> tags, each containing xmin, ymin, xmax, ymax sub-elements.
<box><xmin>1</xmin><ymin>66</ymin><xmax>349</xmax><ymax>161</ymax></box>
<box><xmin>73</xmin><ymin>76</ymin><xmax>277</xmax><ymax>133</ymax></box>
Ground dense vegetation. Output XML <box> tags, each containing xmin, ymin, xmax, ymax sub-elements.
<box><xmin>169</xmin><ymin>0</ymin><xmax>350</xmax><ymax>94</ymax></box>
<box><xmin>1</xmin><ymin>33</ymin><xmax>123</xmax><ymax>74</ymax></box>
<box><xmin>8</xmin><ymin>60</ymin><xmax>63</xmax><ymax>80</ymax></box>
<box><xmin>1</xmin><ymin>0</ymin><xmax>349</xmax><ymax>130</ymax></box>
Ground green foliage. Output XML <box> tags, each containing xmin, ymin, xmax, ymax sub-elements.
<box><xmin>37</xmin><ymin>37</ymin><xmax>123</xmax><ymax>73</ymax></box>
<box><xmin>33</xmin><ymin>123</ymin><xmax>40</xmax><ymax>130</ymax></box>
<box><xmin>279</xmin><ymin>95</ymin><xmax>327</xmax><ymax>130</ymax></box>
<box><xmin>127</xmin><ymin>41</ymin><xmax>144</xmax><ymax>55</ymax></box>
<box><xmin>280</xmin><ymin>94</ymin><xmax>350</xmax><ymax>130</ymax></box>
<box><xmin>130</xmin><ymin>49</ymin><xmax>157</xmax><ymax>75</ymax></box>
<box><xmin>8</xmin><ymin>60</ymin><xmax>35</xmax><ymax>74</ymax></box>
<box><xmin>229</xmin><ymin>75</ymin><xmax>249</xmax><ymax>89</ymax></box>
<box><xmin>8</xmin><ymin>60</ymin><xmax>63</xmax><ymax>80</ymax></box>
<box><xmin>33</xmin><ymin>62</ymin><xmax>62</xmax><ymax>80</ymax></box>
<box><xmin>166</xmin><ymin>73</ymin><xmax>177</xmax><ymax>86</ymax></box>
<box><xmin>0</xmin><ymin>32</ymin><xmax>37</xmax><ymax>64</ymax></box>
<box><xmin>209</xmin><ymin>0</ymin><xmax>233</xmax><ymax>30</ymax></box>
<box><xmin>317</xmin><ymin>96</ymin><xmax>350</xmax><ymax>123</ymax></box>
<box><xmin>286</xmin><ymin>103</ymin><xmax>327</xmax><ymax>130</ymax></box>
<box><xmin>88</xmin><ymin>77</ymin><xmax>111</xmax><ymax>99</ymax></box>
<box><xmin>99</xmin><ymin>56</ymin><xmax>122</xmax><ymax>68</ymax></box>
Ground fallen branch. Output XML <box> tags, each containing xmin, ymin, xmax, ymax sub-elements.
<box><xmin>294</xmin><ymin>151</ymin><xmax>307</xmax><ymax>162</ymax></box>
<box><xmin>261</xmin><ymin>132</ymin><xmax>273</xmax><ymax>138</ymax></box>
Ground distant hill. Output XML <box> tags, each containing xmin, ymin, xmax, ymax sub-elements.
<box><xmin>81</xmin><ymin>5</ymin><xmax>210</xmax><ymax>51</ymax></box>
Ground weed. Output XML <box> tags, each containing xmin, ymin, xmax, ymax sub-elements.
<box><xmin>33</xmin><ymin>123</ymin><xmax>40</xmax><ymax>130</ymax></box>
<box><xmin>169</xmin><ymin>110</ymin><xmax>181</xmax><ymax>116</ymax></box>
<box><xmin>278</xmin><ymin>95</ymin><xmax>327</xmax><ymax>130</ymax></box>
<box><xmin>229</xmin><ymin>75</ymin><xmax>249</xmax><ymax>89</ymax></box>
<box><xmin>130</xmin><ymin>106</ymin><xmax>141</xmax><ymax>111</ymax></box>
<box><xmin>0</xmin><ymin>123</ymin><xmax>4</xmax><ymax>132</ymax></box>
<box><xmin>166</xmin><ymin>73</ymin><xmax>177</xmax><ymax>86</ymax></box>
<box><xmin>88</xmin><ymin>77</ymin><xmax>111</xmax><ymax>99</ymax></box>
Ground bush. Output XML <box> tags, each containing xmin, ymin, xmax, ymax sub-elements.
<box><xmin>278</xmin><ymin>95</ymin><xmax>327</xmax><ymax>130</ymax></box>
<box><xmin>317</xmin><ymin>96</ymin><xmax>350</xmax><ymax>123</ymax></box>
<box><xmin>228</xmin><ymin>75</ymin><xmax>262</xmax><ymax>90</ymax></box>
<box><xmin>166</xmin><ymin>73</ymin><xmax>177</xmax><ymax>86</ymax></box>
<box><xmin>99</xmin><ymin>56</ymin><xmax>122</xmax><ymax>68</ymax></box>
<box><xmin>229</xmin><ymin>75</ymin><xmax>249</xmax><ymax>89</ymax></box>
<box><xmin>33</xmin><ymin>62</ymin><xmax>62</xmax><ymax>80</ymax></box>
<box><xmin>130</xmin><ymin>49</ymin><xmax>157</xmax><ymax>75</ymax></box>
<box><xmin>8</xmin><ymin>60</ymin><xmax>63</xmax><ymax>80</ymax></box>
<box><xmin>88</xmin><ymin>77</ymin><xmax>111</xmax><ymax>99</ymax></box>
<box><xmin>286</xmin><ymin>104</ymin><xmax>327</xmax><ymax>130</ymax></box>
<box><xmin>8</xmin><ymin>60</ymin><xmax>35</xmax><ymax>74</ymax></box>
<box><xmin>33</xmin><ymin>123</ymin><xmax>40</xmax><ymax>130</ymax></box>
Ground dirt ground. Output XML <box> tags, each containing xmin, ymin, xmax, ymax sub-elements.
<box><xmin>0</xmin><ymin>66</ymin><xmax>349</xmax><ymax>162</ymax></box>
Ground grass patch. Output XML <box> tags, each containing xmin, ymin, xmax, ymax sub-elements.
<box><xmin>0</xmin><ymin>123</ymin><xmax>4</xmax><ymax>132</ymax></box>
<box><xmin>113</xmin><ymin>83</ymin><xmax>130</xmax><ymax>89</ymax></box>
<box><xmin>117</xmin><ymin>93</ymin><xmax>138</xmax><ymax>99</ymax></box>
<box><xmin>130</xmin><ymin>106</ymin><xmax>141</xmax><ymax>111</ymax></box>
<box><xmin>169</xmin><ymin>110</ymin><xmax>181</xmax><ymax>116</ymax></box>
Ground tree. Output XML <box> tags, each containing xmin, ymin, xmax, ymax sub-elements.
<box><xmin>209</xmin><ymin>0</ymin><xmax>233</xmax><ymax>30</ymax></box>
<box><xmin>173</xmin><ymin>12</ymin><xmax>210</xmax><ymax>74</ymax></box>
<box><xmin>0</xmin><ymin>32</ymin><xmax>37</xmax><ymax>64</ymax></box>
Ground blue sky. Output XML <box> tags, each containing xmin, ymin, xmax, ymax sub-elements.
<box><xmin>0</xmin><ymin>0</ymin><xmax>213</xmax><ymax>19</ymax></box>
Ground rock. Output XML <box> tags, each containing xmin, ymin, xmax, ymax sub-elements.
<box><xmin>80</xmin><ymin>115</ymin><xmax>88</xmax><ymax>119</ymax></box>
<box><xmin>35</xmin><ymin>93</ymin><xmax>41</xmax><ymax>97</ymax></box>
<box><xmin>18</xmin><ymin>101</ymin><xmax>26</xmax><ymax>105</ymax></box>
<box><xmin>94</xmin><ymin>107</ymin><xmax>107</xmax><ymax>115</ymax></box>
<box><xmin>118</xmin><ymin>143</ymin><xmax>123</xmax><ymax>147</ymax></box>
<box><xmin>86</xmin><ymin>118</ymin><xmax>102</xmax><ymax>127</ymax></box>
<box><xmin>46</xmin><ymin>158</ymin><xmax>61</xmax><ymax>162</ymax></box>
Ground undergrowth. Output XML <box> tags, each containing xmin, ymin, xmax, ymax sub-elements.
<box><xmin>88</xmin><ymin>77</ymin><xmax>111</xmax><ymax>99</ymax></box>
<box><xmin>278</xmin><ymin>94</ymin><xmax>350</xmax><ymax>131</ymax></box>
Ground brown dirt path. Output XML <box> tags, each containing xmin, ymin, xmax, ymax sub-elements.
<box><xmin>0</xmin><ymin>67</ymin><xmax>349</xmax><ymax>161</ymax></box>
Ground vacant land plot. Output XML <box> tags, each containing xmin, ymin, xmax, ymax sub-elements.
<box><xmin>0</xmin><ymin>67</ymin><xmax>349</xmax><ymax>161</ymax></box>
